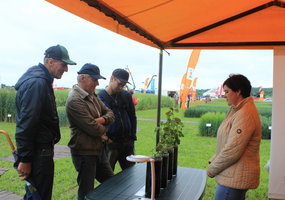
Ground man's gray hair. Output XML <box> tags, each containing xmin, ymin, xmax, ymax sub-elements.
<box><xmin>43</xmin><ymin>57</ymin><xmax>49</xmax><ymax>64</ymax></box>
<box><xmin>77</xmin><ymin>74</ymin><xmax>90</xmax><ymax>83</ymax></box>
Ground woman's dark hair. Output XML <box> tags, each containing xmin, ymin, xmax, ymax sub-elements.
<box><xmin>223</xmin><ymin>74</ymin><xmax>252</xmax><ymax>98</ymax></box>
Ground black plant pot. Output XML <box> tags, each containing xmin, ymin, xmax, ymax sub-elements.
<box><xmin>160</xmin><ymin>152</ymin><xmax>169</xmax><ymax>188</ymax></box>
<box><xmin>168</xmin><ymin>148</ymin><xmax>174</xmax><ymax>180</ymax></box>
<box><xmin>145</xmin><ymin>157</ymin><xmax>162</xmax><ymax>198</ymax></box>
<box><xmin>173</xmin><ymin>145</ymin><xmax>178</xmax><ymax>176</ymax></box>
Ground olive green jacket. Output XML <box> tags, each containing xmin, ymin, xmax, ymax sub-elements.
<box><xmin>66</xmin><ymin>85</ymin><xmax>114</xmax><ymax>156</ymax></box>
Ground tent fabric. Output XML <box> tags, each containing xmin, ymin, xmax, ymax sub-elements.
<box><xmin>46</xmin><ymin>0</ymin><xmax>285</xmax><ymax>49</ymax></box>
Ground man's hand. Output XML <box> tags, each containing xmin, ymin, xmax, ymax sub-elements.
<box><xmin>101</xmin><ymin>135</ymin><xmax>113</xmax><ymax>144</ymax></box>
<box><xmin>95</xmin><ymin>117</ymin><xmax>105</xmax><ymax>124</ymax></box>
<box><xmin>17</xmin><ymin>162</ymin><xmax>31</xmax><ymax>180</ymax></box>
<box><xmin>101</xmin><ymin>135</ymin><xmax>108</xmax><ymax>142</ymax></box>
<box><xmin>106</xmin><ymin>138</ymin><xmax>113</xmax><ymax>144</ymax></box>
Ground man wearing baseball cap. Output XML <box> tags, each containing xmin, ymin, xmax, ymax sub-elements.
<box><xmin>98</xmin><ymin>68</ymin><xmax>137</xmax><ymax>172</ymax></box>
<box><xmin>15</xmin><ymin>44</ymin><xmax>76</xmax><ymax>200</ymax></box>
<box><xmin>66</xmin><ymin>63</ymin><xmax>115</xmax><ymax>200</ymax></box>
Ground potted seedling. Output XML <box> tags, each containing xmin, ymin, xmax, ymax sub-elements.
<box><xmin>155</xmin><ymin>142</ymin><xmax>171</xmax><ymax>188</ymax></box>
<box><xmin>159</xmin><ymin>107</ymin><xmax>184</xmax><ymax>176</ymax></box>
<box><xmin>145</xmin><ymin>150</ymin><xmax>164</xmax><ymax>198</ymax></box>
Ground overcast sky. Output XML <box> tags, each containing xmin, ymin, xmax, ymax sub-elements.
<box><xmin>0</xmin><ymin>0</ymin><xmax>273</xmax><ymax>91</ymax></box>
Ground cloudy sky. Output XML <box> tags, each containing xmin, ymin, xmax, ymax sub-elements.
<box><xmin>0</xmin><ymin>0</ymin><xmax>273</xmax><ymax>91</ymax></box>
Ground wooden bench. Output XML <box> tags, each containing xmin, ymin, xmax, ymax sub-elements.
<box><xmin>86</xmin><ymin>163</ymin><xmax>207</xmax><ymax>200</ymax></box>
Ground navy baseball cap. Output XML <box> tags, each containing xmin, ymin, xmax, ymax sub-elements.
<box><xmin>78</xmin><ymin>63</ymin><xmax>106</xmax><ymax>80</ymax></box>
<box><xmin>44</xmin><ymin>44</ymin><xmax>76</xmax><ymax>65</ymax></box>
<box><xmin>112</xmin><ymin>68</ymin><xmax>130</xmax><ymax>83</ymax></box>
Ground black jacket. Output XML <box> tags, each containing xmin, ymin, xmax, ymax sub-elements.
<box><xmin>15</xmin><ymin>63</ymin><xmax>60</xmax><ymax>162</ymax></box>
<box><xmin>98</xmin><ymin>89</ymin><xmax>137</xmax><ymax>141</ymax></box>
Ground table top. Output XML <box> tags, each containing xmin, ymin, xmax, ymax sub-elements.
<box><xmin>86</xmin><ymin>163</ymin><xmax>207</xmax><ymax>200</ymax></box>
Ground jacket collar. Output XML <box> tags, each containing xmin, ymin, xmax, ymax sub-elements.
<box><xmin>232</xmin><ymin>97</ymin><xmax>253</xmax><ymax>111</ymax></box>
<box><xmin>38</xmin><ymin>63</ymin><xmax>54</xmax><ymax>84</ymax></box>
<box><xmin>72</xmin><ymin>84</ymin><xmax>89</xmax><ymax>99</ymax></box>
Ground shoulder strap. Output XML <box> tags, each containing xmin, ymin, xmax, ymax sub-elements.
<box><xmin>99</xmin><ymin>90</ymin><xmax>114</xmax><ymax>107</ymax></box>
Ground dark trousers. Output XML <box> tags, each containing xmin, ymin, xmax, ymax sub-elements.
<box><xmin>26</xmin><ymin>147</ymin><xmax>54</xmax><ymax>200</ymax></box>
<box><xmin>71</xmin><ymin>150</ymin><xmax>114</xmax><ymax>200</ymax></box>
<box><xmin>106</xmin><ymin>140</ymin><xmax>135</xmax><ymax>171</ymax></box>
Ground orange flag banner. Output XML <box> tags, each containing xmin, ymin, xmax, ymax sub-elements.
<box><xmin>180</xmin><ymin>50</ymin><xmax>201</xmax><ymax>110</ymax></box>
<box><xmin>179</xmin><ymin>73</ymin><xmax>187</xmax><ymax>105</ymax></box>
<box><xmin>144</xmin><ymin>77</ymin><xmax>150</xmax><ymax>93</ymax></box>
<box><xmin>191</xmin><ymin>77</ymin><xmax>198</xmax><ymax>101</ymax></box>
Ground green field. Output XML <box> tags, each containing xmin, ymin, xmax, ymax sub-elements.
<box><xmin>0</xmin><ymin>107</ymin><xmax>270</xmax><ymax>199</ymax></box>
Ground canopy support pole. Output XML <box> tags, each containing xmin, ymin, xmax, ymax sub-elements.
<box><xmin>156</xmin><ymin>49</ymin><xmax>163</xmax><ymax>145</ymax></box>
<box><xmin>268</xmin><ymin>48</ymin><xmax>285</xmax><ymax>199</ymax></box>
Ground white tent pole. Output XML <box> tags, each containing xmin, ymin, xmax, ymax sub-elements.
<box><xmin>268</xmin><ymin>48</ymin><xmax>285</xmax><ymax>200</ymax></box>
<box><xmin>156</xmin><ymin>49</ymin><xmax>163</xmax><ymax>145</ymax></box>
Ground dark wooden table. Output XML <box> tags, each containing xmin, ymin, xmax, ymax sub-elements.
<box><xmin>85</xmin><ymin>163</ymin><xmax>207</xmax><ymax>200</ymax></box>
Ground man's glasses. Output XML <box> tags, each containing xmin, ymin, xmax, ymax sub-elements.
<box><xmin>59</xmin><ymin>62</ymin><xmax>67</xmax><ymax>68</ymax></box>
<box><xmin>53</xmin><ymin>59</ymin><xmax>67</xmax><ymax>68</ymax></box>
<box><xmin>116</xmin><ymin>79</ymin><xmax>126</xmax><ymax>87</ymax></box>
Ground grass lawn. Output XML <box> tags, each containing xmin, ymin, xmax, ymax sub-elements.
<box><xmin>0</xmin><ymin>107</ymin><xmax>270</xmax><ymax>199</ymax></box>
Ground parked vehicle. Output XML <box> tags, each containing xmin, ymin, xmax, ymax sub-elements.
<box><xmin>264</xmin><ymin>97</ymin><xmax>272</xmax><ymax>103</ymax></box>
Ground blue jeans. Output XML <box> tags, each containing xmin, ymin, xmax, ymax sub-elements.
<box><xmin>214</xmin><ymin>184</ymin><xmax>248</xmax><ymax>200</ymax></box>
<box><xmin>72</xmin><ymin>149</ymin><xmax>114</xmax><ymax>200</ymax></box>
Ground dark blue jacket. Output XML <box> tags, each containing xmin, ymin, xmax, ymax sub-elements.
<box><xmin>15</xmin><ymin>63</ymin><xmax>60</xmax><ymax>162</ymax></box>
<box><xmin>98</xmin><ymin>89</ymin><xmax>137</xmax><ymax>141</ymax></box>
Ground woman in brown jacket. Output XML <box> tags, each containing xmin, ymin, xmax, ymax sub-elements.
<box><xmin>207</xmin><ymin>74</ymin><xmax>262</xmax><ymax>200</ymax></box>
